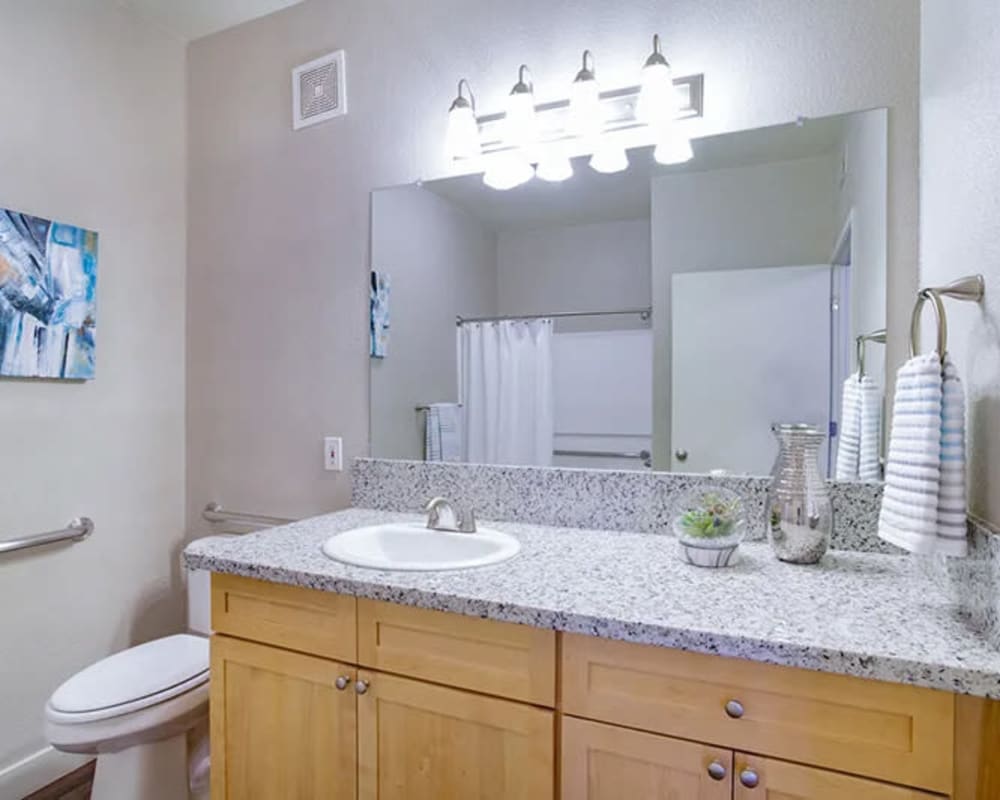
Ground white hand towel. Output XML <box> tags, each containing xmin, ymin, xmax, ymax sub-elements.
<box><xmin>424</xmin><ymin>403</ymin><xmax>462</xmax><ymax>463</ymax></box>
<box><xmin>877</xmin><ymin>352</ymin><xmax>967</xmax><ymax>556</ymax></box>
<box><xmin>835</xmin><ymin>372</ymin><xmax>882</xmax><ymax>481</ymax></box>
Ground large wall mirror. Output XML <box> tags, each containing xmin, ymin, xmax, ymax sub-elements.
<box><xmin>370</xmin><ymin>108</ymin><xmax>888</xmax><ymax>480</ymax></box>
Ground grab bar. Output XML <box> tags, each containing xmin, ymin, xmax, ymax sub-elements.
<box><xmin>0</xmin><ymin>517</ymin><xmax>94</xmax><ymax>555</ymax></box>
<box><xmin>202</xmin><ymin>502</ymin><xmax>295</xmax><ymax>530</ymax></box>
<box><xmin>554</xmin><ymin>448</ymin><xmax>652</xmax><ymax>467</ymax></box>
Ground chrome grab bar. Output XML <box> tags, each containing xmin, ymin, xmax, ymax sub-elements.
<box><xmin>554</xmin><ymin>448</ymin><xmax>652</xmax><ymax>467</ymax></box>
<box><xmin>0</xmin><ymin>517</ymin><xmax>94</xmax><ymax>555</ymax></box>
<box><xmin>202</xmin><ymin>502</ymin><xmax>294</xmax><ymax>530</ymax></box>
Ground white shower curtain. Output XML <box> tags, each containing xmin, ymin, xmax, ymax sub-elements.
<box><xmin>458</xmin><ymin>319</ymin><xmax>554</xmax><ymax>466</ymax></box>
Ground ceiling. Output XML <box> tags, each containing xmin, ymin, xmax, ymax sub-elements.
<box><xmin>424</xmin><ymin>112</ymin><xmax>859</xmax><ymax>232</ymax></box>
<box><xmin>119</xmin><ymin>0</ymin><xmax>306</xmax><ymax>41</ymax></box>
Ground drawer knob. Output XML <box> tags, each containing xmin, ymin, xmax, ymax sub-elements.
<box><xmin>355</xmin><ymin>679</ymin><xmax>370</xmax><ymax>695</ymax></box>
<box><xmin>725</xmin><ymin>699</ymin><xmax>745</xmax><ymax>718</ymax></box>
<box><xmin>335</xmin><ymin>676</ymin><xmax>350</xmax><ymax>691</ymax></box>
<box><xmin>739</xmin><ymin>768</ymin><xmax>760</xmax><ymax>789</ymax></box>
<box><xmin>707</xmin><ymin>761</ymin><xmax>727</xmax><ymax>781</ymax></box>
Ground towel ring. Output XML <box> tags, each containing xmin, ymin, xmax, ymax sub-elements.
<box><xmin>909</xmin><ymin>289</ymin><xmax>948</xmax><ymax>358</ymax></box>
<box><xmin>908</xmin><ymin>274</ymin><xmax>985</xmax><ymax>360</ymax></box>
<box><xmin>856</xmin><ymin>328</ymin><xmax>886</xmax><ymax>379</ymax></box>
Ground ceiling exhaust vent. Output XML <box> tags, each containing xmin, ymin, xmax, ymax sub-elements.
<box><xmin>292</xmin><ymin>50</ymin><xmax>346</xmax><ymax>130</ymax></box>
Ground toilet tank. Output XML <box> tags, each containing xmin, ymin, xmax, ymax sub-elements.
<box><xmin>186</xmin><ymin>564</ymin><xmax>213</xmax><ymax>636</ymax></box>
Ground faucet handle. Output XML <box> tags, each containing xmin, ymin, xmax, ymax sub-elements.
<box><xmin>457</xmin><ymin>508</ymin><xmax>477</xmax><ymax>533</ymax></box>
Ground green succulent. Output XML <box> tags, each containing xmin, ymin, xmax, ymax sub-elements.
<box><xmin>679</xmin><ymin>493</ymin><xmax>741</xmax><ymax>539</ymax></box>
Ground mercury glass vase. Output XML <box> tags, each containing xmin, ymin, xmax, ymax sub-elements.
<box><xmin>765</xmin><ymin>423</ymin><xmax>833</xmax><ymax>564</ymax></box>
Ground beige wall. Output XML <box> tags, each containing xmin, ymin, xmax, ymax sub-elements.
<box><xmin>920</xmin><ymin>0</ymin><xmax>1000</xmax><ymax>528</ymax></box>
<box><xmin>0</xmin><ymin>0</ymin><xmax>186</xmax><ymax>794</ymax></box>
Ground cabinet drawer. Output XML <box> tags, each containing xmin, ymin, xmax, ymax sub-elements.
<box><xmin>212</xmin><ymin>574</ymin><xmax>356</xmax><ymax>662</ymax></box>
<box><xmin>561</xmin><ymin>634</ymin><xmax>954</xmax><ymax>794</ymax></box>
<box><xmin>357</xmin><ymin>599</ymin><xmax>555</xmax><ymax>706</ymax></box>
<box><xmin>733</xmin><ymin>753</ymin><xmax>944</xmax><ymax>799</ymax></box>
<box><xmin>562</xmin><ymin>716</ymin><xmax>732</xmax><ymax>799</ymax></box>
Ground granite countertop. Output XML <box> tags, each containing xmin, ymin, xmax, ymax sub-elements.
<box><xmin>184</xmin><ymin>508</ymin><xmax>1000</xmax><ymax>698</ymax></box>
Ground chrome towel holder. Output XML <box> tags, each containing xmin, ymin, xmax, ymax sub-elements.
<box><xmin>909</xmin><ymin>274</ymin><xmax>986</xmax><ymax>359</ymax></box>
<box><xmin>855</xmin><ymin>328</ymin><xmax>886</xmax><ymax>379</ymax></box>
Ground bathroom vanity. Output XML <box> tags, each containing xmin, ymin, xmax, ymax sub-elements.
<box><xmin>186</xmin><ymin>509</ymin><xmax>1000</xmax><ymax>799</ymax></box>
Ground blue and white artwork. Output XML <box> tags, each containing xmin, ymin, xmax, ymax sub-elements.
<box><xmin>0</xmin><ymin>208</ymin><xmax>98</xmax><ymax>379</ymax></box>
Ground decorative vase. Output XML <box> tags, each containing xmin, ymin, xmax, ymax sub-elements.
<box><xmin>766</xmin><ymin>424</ymin><xmax>833</xmax><ymax>564</ymax></box>
<box><xmin>674</xmin><ymin>487</ymin><xmax>746</xmax><ymax>568</ymax></box>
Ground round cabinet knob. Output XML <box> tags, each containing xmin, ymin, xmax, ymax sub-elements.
<box><xmin>706</xmin><ymin>761</ymin><xmax>727</xmax><ymax>781</ymax></box>
<box><xmin>334</xmin><ymin>676</ymin><xmax>349</xmax><ymax>691</ymax></box>
<box><xmin>739</xmin><ymin>768</ymin><xmax>760</xmax><ymax>789</ymax></box>
<box><xmin>725</xmin><ymin>699</ymin><xmax>745</xmax><ymax>719</ymax></box>
<box><xmin>675</xmin><ymin>449</ymin><xmax>689</xmax><ymax>462</ymax></box>
<box><xmin>354</xmin><ymin>679</ymin><xmax>370</xmax><ymax>695</ymax></box>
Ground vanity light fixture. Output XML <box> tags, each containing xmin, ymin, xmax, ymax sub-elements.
<box><xmin>536</xmin><ymin>147</ymin><xmax>574</xmax><ymax>182</ymax></box>
<box><xmin>589</xmin><ymin>145</ymin><xmax>629</xmax><ymax>174</ymax></box>
<box><xmin>654</xmin><ymin>127</ymin><xmax>694</xmax><ymax>165</ymax></box>
<box><xmin>445</xmin><ymin>79</ymin><xmax>481</xmax><ymax>160</ymax></box>
<box><xmin>636</xmin><ymin>34</ymin><xmax>675</xmax><ymax>128</ymax></box>
<box><xmin>482</xmin><ymin>152</ymin><xmax>535</xmax><ymax>190</ymax></box>
<box><xmin>569</xmin><ymin>50</ymin><xmax>602</xmax><ymax>141</ymax></box>
<box><xmin>505</xmin><ymin>65</ymin><xmax>538</xmax><ymax>150</ymax></box>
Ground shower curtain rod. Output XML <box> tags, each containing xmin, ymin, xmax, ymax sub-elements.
<box><xmin>456</xmin><ymin>307</ymin><xmax>652</xmax><ymax>325</ymax></box>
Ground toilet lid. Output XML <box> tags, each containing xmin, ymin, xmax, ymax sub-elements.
<box><xmin>50</xmin><ymin>634</ymin><xmax>209</xmax><ymax>715</ymax></box>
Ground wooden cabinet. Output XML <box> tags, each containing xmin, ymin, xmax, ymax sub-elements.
<box><xmin>561</xmin><ymin>716</ymin><xmax>732</xmax><ymax>799</ymax></box>
<box><xmin>210</xmin><ymin>635</ymin><xmax>357</xmax><ymax>800</ymax></box>
<box><xmin>357</xmin><ymin>669</ymin><xmax>554</xmax><ymax>800</ymax></box>
<box><xmin>209</xmin><ymin>574</ymin><xmax>996</xmax><ymax>800</ymax></box>
<box><xmin>732</xmin><ymin>754</ymin><xmax>944</xmax><ymax>799</ymax></box>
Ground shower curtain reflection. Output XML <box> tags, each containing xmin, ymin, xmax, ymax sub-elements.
<box><xmin>458</xmin><ymin>319</ymin><xmax>554</xmax><ymax>466</ymax></box>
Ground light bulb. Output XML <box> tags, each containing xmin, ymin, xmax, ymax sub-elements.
<box><xmin>536</xmin><ymin>151</ymin><xmax>573</xmax><ymax>182</ymax></box>
<box><xmin>654</xmin><ymin>128</ymin><xmax>693</xmax><ymax>165</ymax></box>
<box><xmin>589</xmin><ymin>145</ymin><xmax>628</xmax><ymax>174</ymax></box>
<box><xmin>483</xmin><ymin>153</ymin><xmax>535</xmax><ymax>190</ymax></box>
<box><xmin>444</xmin><ymin>80</ymin><xmax>480</xmax><ymax>160</ymax></box>
<box><xmin>636</xmin><ymin>34</ymin><xmax>675</xmax><ymax>129</ymax></box>
<box><xmin>569</xmin><ymin>50</ymin><xmax>603</xmax><ymax>141</ymax></box>
<box><xmin>505</xmin><ymin>65</ymin><xmax>538</xmax><ymax>150</ymax></box>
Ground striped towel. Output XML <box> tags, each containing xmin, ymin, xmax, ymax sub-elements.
<box><xmin>835</xmin><ymin>372</ymin><xmax>882</xmax><ymax>481</ymax></box>
<box><xmin>424</xmin><ymin>403</ymin><xmax>462</xmax><ymax>462</ymax></box>
<box><xmin>877</xmin><ymin>353</ymin><xmax>968</xmax><ymax>556</ymax></box>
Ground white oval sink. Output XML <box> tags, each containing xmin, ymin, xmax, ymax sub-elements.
<box><xmin>321</xmin><ymin>522</ymin><xmax>521</xmax><ymax>571</ymax></box>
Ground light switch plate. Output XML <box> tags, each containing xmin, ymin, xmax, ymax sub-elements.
<box><xmin>324</xmin><ymin>436</ymin><xmax>343</xmax><ymax>471</ymax></box>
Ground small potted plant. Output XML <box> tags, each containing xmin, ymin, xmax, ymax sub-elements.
<box><xmin>673</xmin><ymin>488</ymin><xmax>746</xmax><ymax>567</ymax></box>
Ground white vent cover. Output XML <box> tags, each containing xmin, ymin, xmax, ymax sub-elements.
<box><xmin>292</xmin><ymin>50</ymin><xmax>346</xmax><ymax>130</ymax></box>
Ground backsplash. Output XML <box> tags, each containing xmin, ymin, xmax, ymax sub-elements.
<box><xmin>352</xmin><ymin>458</ymin><xmax>894</xmax><ymax>554</ymax></box>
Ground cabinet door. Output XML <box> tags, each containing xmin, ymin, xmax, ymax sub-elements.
<box><xmin>733</xmin><ymin>754</ymin><xmax>944</xmax><ymax>799</ymax></box>
<box><xmin>210</xmin><ymin>635</ymin><xmax>357</xmax><ymax>800</ymax></box>
<box><xmin>357</xmin><ymin>669</ymin><xmax>554</xmax><ymax>800</ymax></box>
<box><xmin>562</xmin><ymin>716</ymin><xmax>732</xmax><ymax>799</ymax></box>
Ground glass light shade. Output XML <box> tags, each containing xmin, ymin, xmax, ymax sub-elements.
<box><xmin>536</xmin><ymin>152</ymin><xmax>573</xmax><ymax>182</ymax></box>
<box><xmin>505</xmin><ymin>89</ymin><xmax>538</xmax><ymax>149</ymax></box>
<box><xmin>482</xmin><ymin>153</ymin><xmax>535</xmax><ymax>190</ymax></box>
<box><xmin>654</xmin><ymin>128</ymin><xmax>694</xmax><ymax>165</ymax></box>
<box><xmin>569</xmin><ymin>76</ymin><xmax>603</xmax><ymax>140</ymax></box>
<box><xmin>636</xmin><ymin>60</ymin><xmax>674</xmax><ymax>128</ymax></box>
<box><xmin>589</xmin><ymin>145</ymin><xmax>628</xmax><ymax>174</ymax></box>
<box><xmin>445</xmin><ymin>101</ymin><xmax>480</xmax><ymax>160</ymax></box>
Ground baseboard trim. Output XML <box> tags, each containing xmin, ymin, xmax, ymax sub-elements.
<box><xmin>0</xmin><ymin>747</ymin><xmax>89</xmax><ymax>799</ymax></box>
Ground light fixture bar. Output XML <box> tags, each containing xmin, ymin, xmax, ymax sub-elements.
<box><xmin>468</xmin><ymin>73</ymin><xmax>703</xmax><ymax>157</ymax></box>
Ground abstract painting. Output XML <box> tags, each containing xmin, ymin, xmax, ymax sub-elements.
<box><xmin>0</xmin><ymin>208</ymin><xmax>97</xmax><ymax>379</ymax></box>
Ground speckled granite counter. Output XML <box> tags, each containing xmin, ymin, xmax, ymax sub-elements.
<box><xmin>184</xmin><ymin>508</ymin><xmax>1000</xmax><ymax>698</ymax></box>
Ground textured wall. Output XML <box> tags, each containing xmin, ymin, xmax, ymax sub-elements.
<box><xmin>0</xmin><ymin>1</ymin><xmax>186</xmax><ymax>793</ymax></box>
<box><xmin>186</xmin><ymin>0</ymin><xmax>920</xmax><ymax>531</ymax></box>
<box><xmin>920</xmin><ymin>0</ymin><xmax>1000</xmax><ymax>528</ymax></box>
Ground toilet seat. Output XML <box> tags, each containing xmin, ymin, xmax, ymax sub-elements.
<box><xmin>45</xmin><ymin>634</ymin><xmax>209</xmax><ymax>755</ymax></box>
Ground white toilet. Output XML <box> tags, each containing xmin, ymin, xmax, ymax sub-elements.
<box><xmin>45</xmin><ymin>567</ymin><xmax>213</xmax><ymax>800</ymax></box>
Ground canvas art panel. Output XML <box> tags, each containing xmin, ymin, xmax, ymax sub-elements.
<box><xmin>0</xmin><ymin>208</ymin><xmax>98</xmax><ymax>379</ymax></box>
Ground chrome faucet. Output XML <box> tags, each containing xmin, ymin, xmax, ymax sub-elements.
<box><xmin>424</xmin><ymin>497</ymin><xmax>477</xmax><ymax>533</ymax></box>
